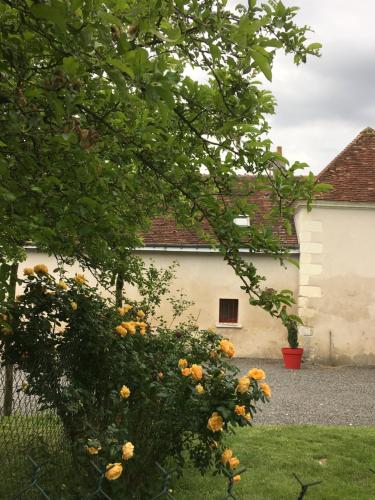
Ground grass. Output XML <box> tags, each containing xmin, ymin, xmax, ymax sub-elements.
<box><xmin>173</xmin><ymin>426</ymin><xmax>375</xmax><ymax>500</ymax></box>
<box><xmin>0</xmin><ymin>412</ymin><xmax>76</xmax><ymax>499</ymax></box>
<box><xmin>0</xmin><ymin>416</ymin><xmax>374</xmax><ymax>499</ymax></box>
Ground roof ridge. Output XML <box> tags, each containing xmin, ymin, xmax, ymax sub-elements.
<box><xmin>316</xmin><ymin>127</ymin><xmax>375</xmax><ymax>181</ymax></box>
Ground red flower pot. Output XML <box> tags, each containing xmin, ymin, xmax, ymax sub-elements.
<box><xmin>281</xmin><ymin>347</ymin><xmax>304</xmax><ymax>369</ymax></box>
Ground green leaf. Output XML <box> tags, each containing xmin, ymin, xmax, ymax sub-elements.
<box><xmin>250</xmin><ymin>49</ymin><xmax>272</xmax><ymax>81</ymax></box>
<box><xmin>307</xmin><ymin>42</ymin><xmax>322</xmax><ymax>51</ymax></box>
<box><xmin>63</xmin><ymin>57</ymin><xmax>79</xmax><ymax>76</ymax></box>
<box><xmin>238</xmin><ymin>18</ymin><xmax>262</xmax><ymax>36</ymax></box>
<box><xmin>284</xmin><ymin>219</ymin><xmax>292</xmax><ymax>236</ymax></box>
<box><xmin>30</xmin><ymin>3</ymin><xmax>67</xmax><ymax>31</ymax></box>
<box><xmin>99</xmin><ymin>11</ymin><xmax>122</xmax><ymax>27</ymax></box>
<box><xmin>216</xmin><ymin>406</ymin><xmax>231</xmax><ymax>419</ymax></box>
<box><xmin>108</xmin><ymin>58</ymin><xmax>135</xmax><ymax>79</ymax></box>
<box><xmin>314</xmin><ymin>182</ymin><xmax>332</xmax><ymax>193</ymax></box>
<box><xmin>210</xmin><ymin>44</ymin><xmax>221</xmax><ymax>61</ymax></box>
<box><xmin>70</xmin><ymin>0</ymin><xmax>83</xmax><ymax>10</ymax></box>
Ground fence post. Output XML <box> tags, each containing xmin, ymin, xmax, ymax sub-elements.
<box><xmin>3</xmin><ymin>262</ymin><xmax>18</xmax><ymax>416</ymax></box>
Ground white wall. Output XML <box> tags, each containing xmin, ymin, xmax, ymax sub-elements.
<box><xmin>19</xmin><ymin>249</ymin><xmax>299</xmax><ymax>359</ymax></box>
<box><xmin>295</xmin><ymin>202</ymin><xmax>375</xmax><ymax>365</ymax></box>
<box><xmin>131</xmin><ymin>251</ymin><xmax>299</xmax><ymax>358</ymax></box>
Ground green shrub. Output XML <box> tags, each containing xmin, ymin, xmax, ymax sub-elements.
<box><xmin>286</xmin><ymin>320</ymin><xmax>299</xmax><ymax>348</ymax></box>
<box><xmin>1</xmin><ymin>265</ymin><xmax>271</xmax><ymax>498</ymax></box>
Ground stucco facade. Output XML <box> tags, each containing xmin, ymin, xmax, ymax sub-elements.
<box><xmin>20</xmin><ymin>249</ymin><xmax>299</xmax><ymax>359</ymax></box>
<box><xmin>295</xmin><ymin>202</ymin><xmax>375</xmax><ymax>365</ymax></box>
<box><xmin>132</xmin><ymin>251</ymin><xmax>299</xmax><ymax>358</ymax></box>
<box><xmin>16</xmin><ymin>128</ymin><xmax>375</xmax><ymax>365</ymax></box>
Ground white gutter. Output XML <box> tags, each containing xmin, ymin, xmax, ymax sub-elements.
<box><xmin>294</xmin><ymin>200</ymin><xmax>375</xmax><ymax>211</ymax></box>
<box><xmin>135</xmin><ymin>246</ymin><xmax>300</xmax><ymax>254</ymax></box>
<box><xmin>24</xmin><ymin>244</ymin><xmax>299</xmax><ymax>255</ymax></box>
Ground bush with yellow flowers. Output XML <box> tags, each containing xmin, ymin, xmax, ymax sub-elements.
<box><xmin>0</xmin><ymin>266</ymin><xmax>271</xmax><ymax>498</ymax></box>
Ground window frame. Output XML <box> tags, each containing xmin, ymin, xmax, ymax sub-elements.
<box><xmin>233</xmin><ymin>215</ymin><xmax>250</xmax><ymax>227</ymax></box>
<box><xmin>218</xmin><ymin>298</ymin><xmax>239</xmax><ymax>326</ymax></box>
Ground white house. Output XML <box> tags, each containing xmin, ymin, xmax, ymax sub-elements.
<box><xmin>22</xmin><ymin>128</ymin><xmax>375</xmax><ymax>365</ymax></box>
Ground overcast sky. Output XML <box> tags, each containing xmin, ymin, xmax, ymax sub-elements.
<box><xmin>260</xmin><ymin>0</ymin><xmax>375</xmax><ymax>173</ymax></box>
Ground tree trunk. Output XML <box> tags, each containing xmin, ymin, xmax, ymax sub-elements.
<box><xmin>3</xmin><ymin>262</ymin><xmax>18</xmax><ymax>417</ymax></box>
<box><xmin>115</xmin><ymin>272</ymin><xmax>124</xmax><ymax>308</ymax></box>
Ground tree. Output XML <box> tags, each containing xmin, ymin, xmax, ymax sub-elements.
<box><xmin>0</xmin><ymin>0</ymin><xmax>325</xmax><ymax>317</ymax></box>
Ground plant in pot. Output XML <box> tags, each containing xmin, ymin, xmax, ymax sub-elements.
<box><xmin>281</xmin><ymin>318</ymin><xmax>304</xmax><ymax>369</ymax></box>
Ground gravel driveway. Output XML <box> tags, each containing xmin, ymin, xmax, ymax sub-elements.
<box><xmin>234</xmin><ymin>359</ymin><xmax>375</xmax><ymax>426</ymax></box>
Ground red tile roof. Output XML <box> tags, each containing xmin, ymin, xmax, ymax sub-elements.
<box><xmin>143</xmin><ymin>183</ymin><xmax>298</xmax><ymax>249</ymax></box>
<box><xmin>316</xmin><ymin>127</ymin><xmax>375</xmax><ymax>202</ymax></box>
<box><xmin>143</xmin><ymin>128</ymin><xmax>375</xmax><ymax>249</ymax></box>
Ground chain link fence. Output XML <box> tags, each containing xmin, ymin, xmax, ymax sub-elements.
<box><xmin>1</xmin><ymin>363</ymin><xmax>326</xmax><ymax>500</ymax></box>
<box><xmin>0</xmin><ymin>363</ymin><xmax>76</xmax><ymax>499</ymax></box>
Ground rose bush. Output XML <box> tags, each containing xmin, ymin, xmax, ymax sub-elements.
<box><xmin>0</xmin><ymin>266</ymin><xmax>271</xmax><ymax>498</ymax></box>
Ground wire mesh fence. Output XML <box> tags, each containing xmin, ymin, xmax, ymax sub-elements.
<box><xmin>0</xmin><ymin>362</ymin><xmax>325</xmax><ymax>500</ymax></box>
<box><xmin>0</xmin><ymin>364</ymin><xmax>75</xmax><ymax>499</ymax></box>
<box><xmin>0</xmin><ymin>362</ymin><xmax>328</xmax><ymax>500</ymax></box>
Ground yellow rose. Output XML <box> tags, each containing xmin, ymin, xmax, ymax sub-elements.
<box><xmin>136</xmin><ymin>310</ymin><xmax>145</xmax><ymax>319</ymax></box>
<box><xmin>229</xmin><ymin>456</ymin><xmax>240</xmax><ymax>470</ymax></box>
<box><xmin>122</xmin><ymin>441</ymin><xmax>134</xmax><ymax>460</ymax></box>
<box><xmin>23</xmin><ymin>267</ymin><xmax>34</xmax><ymax>276</ymax></box>
<box><xmin>191</xmin><ymin>364</ymin><xmax>203</xmax><ymax>381</ymax></box>
<box><xmin>158</xmin><ymin>372</ymin><xmax>164</xmax><ymax>380</ymax></box>
<box><xmin>178</xmin><ymin>359</ymin><xmax>188</xmax><ymax>369</ymax></box>
<box><xmin>207</xmin><ymin>412</ymin><xmax>223</xmax><ymax>432</ymax></box>
<box><xmin>58</xmin><ymin>280</ymin><xmax>68</xmax><ymax>290</ymax></box>
<box><xmin>219</xmin><ymin>339</ymin><xmax>235</xmax><ymax>358</ymax></box>
<box><xmin>221</xmin><ymin>448</ymin><xmax>233</xmax><ymax>465</ymax></box>
<box><xmin>71</xmin><ymin>302</ymin><xmax>78</xmax><ymax>311</ymax></box>
<box><xmin>34</xmin><ymin>264</ymin><xmax>48</xmax><ymax>274</ymax></box>
<box><xmin>136</xmin><ymin>321</ymin><xmax>147</xmax><ymax>335</ymax></box>
<box><xmin>119</xmin><ymin>385</ymin><xmax>130</xmax><ymax>399</ymax></box>
<box><xmin>236</xmin><ymin>376</ymin><xmax>250</xmax><ymax>394</ymax></box>
<box><xmin>74</xmin><ymin>273</ymin><xmax>86</xmax><ymax>285</ymax></box>
<box><xmin>195</xmin><ymin>384</ymin><xmax>205</xmax><ymax>395</ymax></box>
<box><xmin>234</xmin><ymin>405</ymin><xmax>246</xmax><ymax>416</ymax></box>
<box><xmin>87</xmin><ymin>446</ymin><xmax>101</xmax><ymax>455</ymax></box>
<box><xmin>127</xmin><ymin>322</ymin><xmax>136</xmax><ymax>335</ymax></box>
<box><xmin>233</xmin><ymin>475</ymin><xmax>241</xmax><ymax>482</ymax></box>
<box><xmin>105</xmin><ymin>463</ymin><xmax>123</xmax><ymax>481</ymax></box>
<box><xmin>244</xmin><ymin>412</ymin><xmax>252</xmax><ymax>422</ymax></box>
<box><xmin>248</xmin><ymin>368</ymin><xmax>266</xmax><ymax>380</ymax></box>
<box><xmin>117</xmin><ymin>304</ymin><xmax>132</xmax><ymax>316</ymax></box>
<box><xmin>260</xmin><ymin>382</ymin><xmax>271</xmax><ymax>398</ymax></box>
<box><xmin>115</xmin><ymin>325</ymin><xmax>127</xmax><ymax>337</ymax></box>
<box><xmin>181</xmin><ymin>367</ymin><xmax>191</xmax><ymax>377</ymax></box>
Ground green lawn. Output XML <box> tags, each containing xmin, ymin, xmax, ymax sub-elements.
<box><xmin>173</xmin><ymin>426</ymin><xmax>375</xmax><ymax>500</ymax></box>
<box><xmin>0</xmin><ymin>417</ymin><xmax>374</xmax><ymax>499</ymax></box>
<box><xmin>0</xmin><ymin>413</ymin><xmax>77</xmax><ymax>499</ymax></box>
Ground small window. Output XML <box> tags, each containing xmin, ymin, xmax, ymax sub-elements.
<box><xmin>219</xmin><ymin>299</ymin><xmax>239</xmax><ymax>323</ymax></box>
<box><xmin>233</xmin><ymin>216</ymin><xmax>250</xmax><ymax>227</ymax></box>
